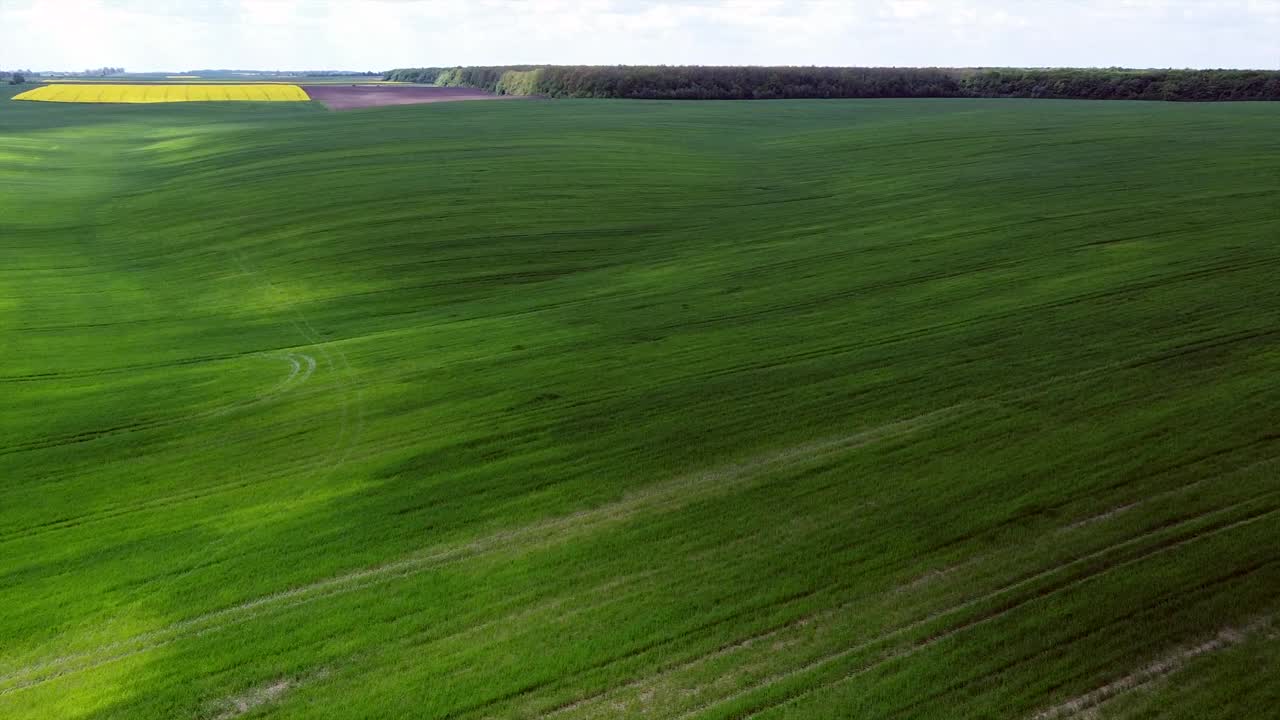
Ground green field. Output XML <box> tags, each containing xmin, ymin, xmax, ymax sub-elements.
<box><xmin>2</xmin><ymin>88</ymin><xmax>1279</xmax><ymax>719</ymax></box>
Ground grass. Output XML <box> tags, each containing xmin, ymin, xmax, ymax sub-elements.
<box><xmin>2</xmin><ymin>88</ymin><xmax>1278</xmax><ymax>719</ymax></box>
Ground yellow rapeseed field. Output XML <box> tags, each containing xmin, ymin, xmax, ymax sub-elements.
<box><xmin>13</xmin><ymin>84</ymin><xmax>311</xmax><ymax>103</ymax></box>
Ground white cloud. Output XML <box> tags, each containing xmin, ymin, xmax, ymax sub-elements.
<box><xmin>886</xmin><ymin>1</ymin><xmax>932</xmax><ymax>20</ymax></box>
<box><xmin>1</xmin><ymin>0</ymin><xmax>1277</xmax><ymax>72</ymax></box>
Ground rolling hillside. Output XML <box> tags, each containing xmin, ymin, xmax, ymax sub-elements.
<box><xmin>2</xmin><ymin>90</ymin><xmax>1279</xmax><ymax>719</ymax></box>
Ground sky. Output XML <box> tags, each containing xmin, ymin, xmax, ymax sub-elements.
<box><xmin>2</xmin><ymin>0</ymin><xmax>1279</xmax><ymax>72</ymax></box>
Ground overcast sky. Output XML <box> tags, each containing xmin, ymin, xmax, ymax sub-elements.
<box><xmin>3</xmin><ymin>0</ymin><xmax>1278</xmax><ymax>72</ymax></box>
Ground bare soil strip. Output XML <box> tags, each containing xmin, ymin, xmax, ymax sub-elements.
<box><xmin>209</xmin><ymin>668</ymin><xmax>330</xmax><ymax>720</ymax></box>
<box><xmin>1031</xmin><ymin>617</ymin><xmax>1274</xmax><ymax>719</ymax></box>
<box><xmin>213</xmin><ymin>679</ymin><xmax>293</xmax><ymax>720</ymax></box>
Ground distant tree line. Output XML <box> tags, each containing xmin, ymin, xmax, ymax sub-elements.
<box><xmin>301</xmin><ymin>70</ymin><xmax>381</xmax><ymax>77</ymax></box>
<box><xmin>387</xmin><ymin>66</ymin><xmax>541</xmax><ymax>89</ymax></box>
<box><xmin>964</xmin><ymin>68</ymin><xmax>1280</xmax><ymax>101</ymax></box>
<box><xmin>34</xmin><ymin>67</ymin><xmax>123</xmax><ymax>78</ymax></box>
<box><xmin>383</xmin><ymin>66</ymin><xmax>1280</xmax><ymax>101</ymax></box>
<box><xmin>181</xmin><ymin>69</ymin><xmax>381</xmax><ymax>78</ymax></box>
